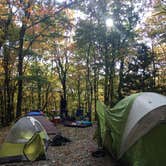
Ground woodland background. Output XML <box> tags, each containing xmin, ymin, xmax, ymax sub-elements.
<box><xmin>0</xmin><ymin>0</ymin><xmax>165</xmax><ymax>126</ymax></box>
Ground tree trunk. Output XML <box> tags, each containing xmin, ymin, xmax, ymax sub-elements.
<box><xmin>0</xmin><ymin>90</ymin><xmax>5</xmax><ymax>126</ymax></box>
<box><xmin>37</xmin><ymin>82</ymin><xmax>42</xmax><ymax>109</ymax></box>
<box><xmin>86</xmin><ymin>44</ymin><xmax>92</xmax><ymax>121</ymax></box>
<box><xmin>109</xmin><ymin>37</ymin><xmax>116</xmax><ymax>106</ymax></box>
<box><xmin>77</xmin><ymin>77</ymin><xmax>81</xmax><ymax>109</ymax></box>
<box><xmin>42</xmin><ymin>84</ymin><xmax>50</xmax><ymax>111</ymax></box>
<box><xmin>118</xmin><ymin>57</ymin><xmax>124</xmax><ymax>100</ymax></box>
<box><xmin>16</xmin><ymin>0</ymin><xmax>31</xmax><ymax>118</ymax></box>
<box><xmin>4</xmin><ymin>45</ymin><xmax>15</xmax><ymax>123</ymax></box>
<box><xmin>2</xmin><ymin>10</ymin><xmax>13</xmax><ymax>125</ymax></box>
<box><xmin>16</xmin><ymin>25</ymin><xmax>26</xmax><ymax>118</ymax></box>
<box><xmin>104</xmin><ymin>47</ymin><xmax>109</xmax><ymax>105</ymax></box>
<box><xmin>4</xmin><ymin>46</ymin><xmax>11</xmax><ymax>125</ymax></box>
<box><xmin>62</xmin><ymin>79</ymin><xmax>68</xmax><ymax>117</ymax></box>
<box><xmin>151</xmin><ymin>42</ymin><xmax>156</xmax><ymax>89</ymax></box>
<box><xmin>93</xmin><ymin>53</ymin><xmax>99</xmax><ymax>120</ymax></box>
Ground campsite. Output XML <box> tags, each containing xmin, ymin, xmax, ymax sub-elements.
<box><xmin>0</xmin><ymin>0</ymin><xmax>166</xmax><ymax>166</ymax></box>
<box><xmin>0</xmin><ymin>122</ymin><xmax>113</xmax><ymax>166</ymax></box>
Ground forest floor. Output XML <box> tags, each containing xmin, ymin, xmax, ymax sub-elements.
<box><xmin>0</xmin><ymin>123</ymin><xmax>116</xmax><ymax>166</ymax></box>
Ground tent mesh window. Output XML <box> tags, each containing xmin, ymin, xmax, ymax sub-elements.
<box><xmin>5</xmin><ymin>117</ymin><xmax>47</xmax><ymax>144</ymax></box>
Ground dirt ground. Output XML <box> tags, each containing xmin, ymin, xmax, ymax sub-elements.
<box><xmin>0</xmin><ymin>123</ymin><xmax>115</xmax><ymax>166</ymax></box>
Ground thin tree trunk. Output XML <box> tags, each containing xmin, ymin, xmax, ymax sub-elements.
<box><xmin>77</xmin><ymin>77</ymin><xmax>81</xmax><ymax>108</ymax></box>
<box><xmin>11</xmin><ymin>88</ymin><xmax>15</xmax><ymax>121</ymax></box>
<box><xmin>118</xmin><ymin>58</ymin><xmax>124</xmax><ymax>100</ymax></box>
<box><xmin>4</xmin><ymin>46</ymin><xmax>13</xmax><ymax>123</ymax></box>
<box><xmin>62</xmin><ymin>79</ymin><xmax>68</xmax><ymax>117</ymax></box>
<box><xmin>86</xmin><ymin>43</ymin><xmax>92</xmax><ymax>121</ymax></box>
<box><xmin>16</xmin><ymin>1</ymin><xmax>31</xmax><ymax>118</ymax></box>
<box><xmin>93</xmin><ymin>53</ymin><xmax>99</xmax><ymax>120</ymax></box>
<box><xmin>109</xmin><ymin>41</ymin><xmax>116</xmax><ymax>106</ymax></box>
<box><xmin>0</xmin><ymin>90</ymin><xmax>5</xmax><ymax>126</ymax></box>
<box><xmin>42</xmin><ymin>84</ymin><xmax>50</xmax><ymax>111</ymax></box>
<box><xmin>104</xmin><ymin>46</ymin><xmax>109</xmax><ymax>105</ymax></box>
<box><xmin>2</xmin><ymin>2</ymin><xmax>13</xmax><ymax>125</ymax></box>
<box><xmin>16</xmin><ymin>25</ymin><xmax>26</xmax><ymax>118</ymax></box>
<box><xmin>37</xmin><ymin>82</ymin><xmax>42</xmax><ymax>109</ymax></box>
<box><xmin>151</xmin><ymin>42</ymin><xmax>156</xmax><ymax>89</ymax></box>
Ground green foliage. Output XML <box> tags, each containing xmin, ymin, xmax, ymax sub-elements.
<box><xmin>0</xmin><ymin>0</ymin><xmax>165</xmax><ymax>124</ymax></box>
<box><xmin>123</xmin><ymin>43</ymin><xmax>154</xmax><ymax>93</ymax></box>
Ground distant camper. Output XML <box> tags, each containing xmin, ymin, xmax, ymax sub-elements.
<box><xmin>76</xmin><ymin>107</ymin><xmax>84</xmax><ymax>117</ymax></box>
<box><xmin>60</xmin><ymin>95</ymin><xmax>67</xmax><ymax>119</ymax></box>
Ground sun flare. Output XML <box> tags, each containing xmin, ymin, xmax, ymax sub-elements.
<box><xmin>106</xmin><ymin>18</ymin><xmax>114</xmax><ymax>28</ymax></box>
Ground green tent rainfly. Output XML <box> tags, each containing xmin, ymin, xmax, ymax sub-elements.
<box><xmin>0</xmin><ymin>116</ymin><xmax>49</xmax><ymax>164</ymax></box>
<box><xmin>96</xmin><ymin>92</ymin><xmax>166</xmax><ymax>166</ymax></box>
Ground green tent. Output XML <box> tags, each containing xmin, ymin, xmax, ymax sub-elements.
<box><xmin>96</xmin><ymin>92</ymin><xmax>166</xmax><ymax>166</ymax></box>
<box><xmin>0</xmin><ymin>116</ymin><xmax>49</xmax><ymax>164</ymax></box>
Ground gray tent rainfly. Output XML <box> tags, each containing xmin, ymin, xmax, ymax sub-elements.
<box><xmin>96</xmin><ymin>92</ymin><xmax>166</xmax><ymax>166</ymax></box>
<box><xmin>119</xmin><ymin>92</ymin><xmax>166</xmax><ymax>157</ymax></box>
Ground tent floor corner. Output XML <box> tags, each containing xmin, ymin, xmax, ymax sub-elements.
<box><xmin>0</xmin><ymin>156</ymin><xmax>24</xmax><ymax>164</ymax></box>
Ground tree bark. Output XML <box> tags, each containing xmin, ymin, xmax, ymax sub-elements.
<box><xmin>16</xmin><ymin>1</ymin><xmax>31</xmax><ymax>118</ymax></box>
<box><xmin>104</xmin><ymin>46</ymin><xmax>110</xmax><ymax>105</ymax></box>
<box><xmin>118</xmin><ymin>57</ymin><xmax>124</xmax><ymax>100</ymax></box>
<box><xmin>86</xmin><ymin>43</ymin><xmax>92</xmax><ymax>121</ymax></box>
<box><xmin>37</xmin><ymin>82</ymin><xmax>42</xmax><ymax>109</ymax></box>
<box><xmin>2</xmin><ymin>4</ymin><xmax>13</xmax><ymax>125</ymax></box>
<box><xmin>151</xmin><ymin>42</ymin><xmax>156</xmax><ymax>89</ymax></box>
<box><xmin>16</xmin><ymin>25</ymin><xmax>26</xmax><ymax>118</ymax></box>
<box><xmin>77</xmin><ymin>77</ymin><xmax>81</xmax><ymax>109</ymax></box>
